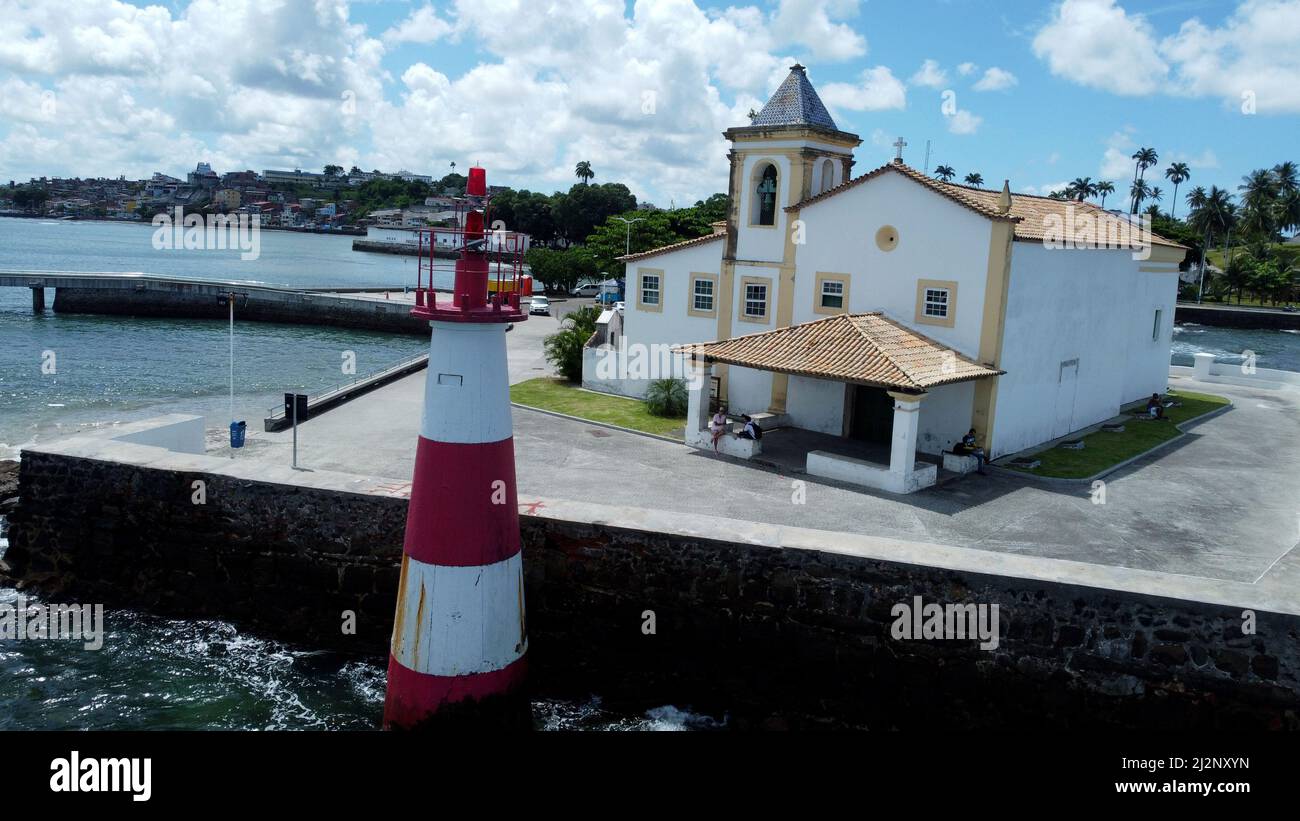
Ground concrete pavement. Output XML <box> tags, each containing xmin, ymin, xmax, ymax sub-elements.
<box><xmin>227</xmin><ymin>337</ymin><xmax>1300</xmax><ymax>590</ymax></box>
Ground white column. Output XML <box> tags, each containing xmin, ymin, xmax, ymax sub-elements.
<box><xmin>1192</xmin><ymin>352</ymin><xmax>1215</xmax><ymax>380</ymax></box>
<box><xmin>887</xmin><ymin>391</ymin><xmax>926</xmax><ymax>477</ymax></box>
<box><xmin>685</xmin><ymin>359</ymin><xmax>712</xmax><ymax>447</ymax></box>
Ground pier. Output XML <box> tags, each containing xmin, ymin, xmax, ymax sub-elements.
<box><xmin>0</xmin><ymin>271</ymin><xmax>430</xmax><ymax>335</ymax></box>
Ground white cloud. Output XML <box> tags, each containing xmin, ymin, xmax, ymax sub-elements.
<box><xmin>1032</xmin><ymin>0</ymin><xmax>1168</xmax><ymax>95</ymax></box>
<box><xmin>957</xmin><ymin>62</ymin><xmax>978</xmax><ymax>76</ymax></box>
<box><xmin>771</xmin><ymin>0</ymin><xmax>867</xmax><ymax>61</ymax></box>
<box><xmin>1100</xmin><ymin>129</ymin><xmax>1139</xmax><ymax>180</ymax></box>
<box><xmin>1022</xmin><ymin>181</ymin><xmax>1071</xmax><ymax>196</ymax></box>
<box><xmin>0</xmin><ymin>0</ymin><xmax>898</xmax><ymax>204</ymax></box>
<box><xmin>1032</xmin><ymin>0</ymin><xmax>1300</xmax><ymax>113</ymax></box>
<box><xmin>1161</xmin><ymin>0</ymin><xmax>1300</xmax><ymax>113</ymax></box>
<box><xmin>382</xmin><ymin>5</ymin><xmax>454</xmax><ymax>45</ymax></box>
<box><xmin>973</xmin><ymin>66</ymin><xmax>1018</xmax><ymax>91</ymax></box>
<box><xmin>946</xmin><ymin>108</ymin><xmax>982</xmax><ymax>135</ymax></box>
<box><xmin>909</xmin><ymin>58</ymin><xmax>948</xmax><ymax>89</ymax></box>
<box><xmin>821</xmin><ymin>66</ymin><xmax>906</xmax><ymax>111</ymax></box>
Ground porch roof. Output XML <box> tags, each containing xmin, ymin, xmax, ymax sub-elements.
<box><xmin>675</xmin><ymin>312</ymin><xmax>1004</xmax><ymax>392</ymax></box>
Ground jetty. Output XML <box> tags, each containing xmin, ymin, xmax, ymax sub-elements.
<box><xmin>0</xmin><ymin>270</ymin><xmax>430</xmax><ymax>335</ymax></box>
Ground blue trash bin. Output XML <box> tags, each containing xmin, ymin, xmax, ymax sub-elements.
<box><xmin>230</xmin><ymin>420</ymin><xmax>247</xmax><ymax>449</ymax></box>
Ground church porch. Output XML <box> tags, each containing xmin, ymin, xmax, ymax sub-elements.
<box><xmin>676</xmin><ymin>313</ymin><xmax>1003</xmax><ymax>494</ymax></box>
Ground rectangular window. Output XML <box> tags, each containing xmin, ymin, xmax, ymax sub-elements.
<box><xmin>641</xmin><ymin>274</ymin><xmax>660</xmax><ymax>306</ymax></box>
<box><xmin>924</xmin><ymin>288</ymin><xmax>949</xmax><ymax>318</ymax></box>
<box><xmin>744</xmin><ymin>283</ymin><xmax>768</xmax><ymax>318</ymax></box>
<box><xmin>693</xmin><ymin>278</ymin><xmax>714</xmax><ymax>312</ymax></box>
<box><xmin>820</xmin><ymin>280</ymin><xmax>844</xmax><ymax>310</ymax></box>
<box><xmin>1152</xmin><ymin>309</ymin><xmax>1162</xmax><ymax>341</ymax></box>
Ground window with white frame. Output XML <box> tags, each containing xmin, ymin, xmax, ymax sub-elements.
<box><xmin>641</xmin><ymin>273</ymin><xmax>660</xmax><ymax>306</ymax></box>
<box><xmin>693</xmin><ymin>277</ymin><xmax>714</xmax><ymax>312</ymax></box>
<box><xmin>744</xmin><ymin>282</ymin><xmax>768</xmax><ymax>318</ymax></box>
<box><xmin>923</xmin><ymin>287</ymin><xmax>950</xmax><ymax>319</ymax></box>
<box><xmin>820</xmin><ymin>279</ymin><xmax>844</xmax><ymax>310</ymax></box>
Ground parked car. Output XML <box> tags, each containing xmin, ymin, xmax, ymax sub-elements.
<box><xmin>613</xmin><ymin>301</ymin><xmax>625</xmax><ymax>313</ymax></box>
<box><xmin>570</xmin><ymin>282</ymin><xmax>600</xmax><ymax>297</ymax></box>
<box><xmin>529</xmin><ymin>296</ymin><xmax>551</xmax><ymax>316</ymax></box>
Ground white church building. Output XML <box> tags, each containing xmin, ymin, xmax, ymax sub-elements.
<box><xmin>590</xmin><ymin>64</ymin><xmax>1186</xmax><ymax>493</ymax></box>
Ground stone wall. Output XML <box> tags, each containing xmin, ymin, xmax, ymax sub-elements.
<box><xmin>5</xmin><ymin>449</ymin><xmax>1299</xmax><ymax>730</ymax></box>
<box><xmin>54</xmin><ymin>287</ymin><xmax>429</xmax><ymax>336</ymax></box>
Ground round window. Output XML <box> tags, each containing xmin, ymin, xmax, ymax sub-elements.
<box><xmin>875</xmin><ymin>225</ymin><xmax>899</xmax><ymax>252</ymax></box>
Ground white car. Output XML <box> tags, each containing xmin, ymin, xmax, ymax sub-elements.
<box><xmin>613</xmin><ymin>301</ymin><xmax>625</xmax><ymax>313</ymax></box>
<box><xmin>529</xmin><ymin>296</ymin><xmax>551</xmax><ymax>316</ymax></box>
<box><xmin>570</xmin><ymin>283</ymin><xmax>600</xmax><ymax>297</ymax></box>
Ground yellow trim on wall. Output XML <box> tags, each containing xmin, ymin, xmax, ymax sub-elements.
<box><xmin>687</xmin><ymin>272</ymin><xmax>719</xmax><ymax>318</ymax></box>
<box><xmin>739</xmin><ymin>275</ymin><xmax>774</xmax><ymax>324</ymax></box>
<box><xmin>813</xmin><ymin>271</ymin><xmax>851</xmax><ymax>315</ymax></box>
<box><xmin>971</xmin><ymin>220</ymin><xmax>1015</xmax><ymax>449</ymax></box>
<box><xmin>635</xmin><ymin>267</ymin><xmax>664</xmax><ymax>313</ymax></box>
<box><xmin>914</xmin><ymin>279</ymin><xmax>958</xmax><ymax>328</ymax></box>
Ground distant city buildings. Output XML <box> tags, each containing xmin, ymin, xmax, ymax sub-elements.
<box><xmin>0</xmin><ymin>162</ymin><xmax>461</xmax><ymax>230</ymax></box>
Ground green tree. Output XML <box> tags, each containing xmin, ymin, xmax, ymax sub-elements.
<box><xmin>1067</xmin><ymin>177</ymin><xmax>1096</xmax><ymax>201</ymax></box>
<box><xmin>645</xmin><ymin>378</ymin><xmax>688</xmax><ymax>417</ymax></box>
<box><xmin>1164</xmin><ymin>162</ymin><xmax>1190</xmax><ymax>218</ymax></box>
<box><xmin>1095</xmin><ymin>180</ymin><xmax>1115</xmax><ymax>208</ymax></box>
<box><xmin>552</xmin><ymin>182</ymin><xmax>637</xmax><ymax>246</ymax></box>
<box><xmin>575</xmin><ymin>161</ymin><xmax>595</xmax><ymax>185</ymax></box>
<box><xmin>933</xmin><ymin>165</ymin><xmax>956</xmax><ymax>182</ymax></box>
<box><xmin>543</xmin><ymin>305</ymin><xmax>602</xmax><ymax>382</ymax></box>
<box><xmin>963</xmin><ymin>172</ymin><xmax>984</xmax><ymax>187</ymax></box>
<box><xmin>1130</xmin><ymin>147</ymin><xmax>1158</xmax><ymax>213</ymax></box>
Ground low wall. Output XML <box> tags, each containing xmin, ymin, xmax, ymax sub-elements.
<box><xmin>5</xmin><ymin>433</ymin><xmax>1300</xmax><ymax>729</ymax></box>
<box><xmin>1175</xmin><ymin>303</ymin><xmax>1300</xmax><ymax>330</ymax></box>
<box><xmin>54</xmin><ymin>286</ymin><xmax>429</xmax><ymax>336</ymax></box>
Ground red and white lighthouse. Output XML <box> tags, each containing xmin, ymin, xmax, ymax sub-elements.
<box><xmin>383</xmin><ymin>167</ymin><xmax>531</xmax><ymax>729</ymax></box>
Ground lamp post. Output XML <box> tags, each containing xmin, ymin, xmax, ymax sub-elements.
<box><xmin>613</xmin><ymin>216</ymin><xmax>645</xmax><ymax>256</ymax></box>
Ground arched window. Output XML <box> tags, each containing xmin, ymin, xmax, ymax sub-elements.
<box><xmin>754</xmin><ymin>164</ymin><xmax>778</xmax><ymax>226</ymax></box>
<box><xmin>818</xmin><ymin>159</ymin><xmax>834</xmax><ymax>195</ymax></box>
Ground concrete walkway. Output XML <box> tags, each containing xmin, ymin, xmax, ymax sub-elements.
<box><xmin>228</xmin><ymin>356</ymin><xmax>1300</xmax><ymax>588</ymax></box>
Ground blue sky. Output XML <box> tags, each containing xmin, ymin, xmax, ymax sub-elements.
<box><xmin>0</xmin><ymin>0</ymin><xmax>1296</xmax><ymax>210</ymax></box>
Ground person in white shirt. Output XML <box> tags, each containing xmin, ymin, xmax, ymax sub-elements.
<box><xmin>709</xmin><ymin>406</ymin><xmax>729</xmax><ymax>452</ymax></box>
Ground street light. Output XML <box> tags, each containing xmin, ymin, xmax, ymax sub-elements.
<box><xmin>613</xmin><ymin>216</ymin><xmax>645</xmax><ymax>256</ymax></box>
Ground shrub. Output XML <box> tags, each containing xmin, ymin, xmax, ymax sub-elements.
<box><xmin>542</xmin><ymin>306</ymin><xmax>603</xmax><ymax>382</ymax></box>
<box><xmin>645</xmin><ymin>378</ymin><xmax>688</xmax><ymax>417</ymax></box>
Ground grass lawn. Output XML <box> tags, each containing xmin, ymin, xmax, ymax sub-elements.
<box><xmin>1003</xmin><ymin>390</ymin><xmax>1231</xmax><ymax>479</ymax></box>
<box><xmin>510</xmin><ymin>377</ymin><xmax>685</xmax><ymax>439</ymax></box>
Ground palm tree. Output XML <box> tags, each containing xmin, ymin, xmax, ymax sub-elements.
<box><xmin>1067</xmin><ymin>177</ymin><xmax>1096</xmax><ymax>202</ymax></box>
<box><xmin>1148</xmin><ymin>186</ymin><xmax>1164</xmax><ymax>214</ymax></box>
<box><xmin>1130</xmin><ymin>179</ymin><xmax>1151</xmax><ymax>213</ymax></box>
<box><xmin>1239</xmin><ymin>168</ymin><xmax>1280</xmax><ymax>241</ymax></box>
<box><xmin>1274</xmin><ymin>161</ymin><xmax>1300</xmax><ymax>235</ymax></box>
<box><xmin>1095</xmin><ymin>180</ymin><xmax>1115</xmax><ymax>209</ymax></box>
<box><xmin>1130</xmin><ymin>147</ymin><xmax>1158</xmax><ymax>213</ymax></box>
<box><xmin>1187</xmin><ymin>185</ymin><xmax>1235</xmax><ymax>300</ymax></box>
<box><xmin>575</xmin><ymin>161</ymin><xmax>595</xmax><ymax>185</ymax></box>
<box><xmin>1164</xmin><ymin>162</ymin><xmax>1190</xmax><ymax>218</ymax></box>
<box><xmin>934</xmin><ymin>165</ymin><xmax>956</xmax><ymax>182</ymax></box>
<box><xmin>964</xmin><ymin>172</ymin><xmax>984</xmax><ymax>187</ymax></box>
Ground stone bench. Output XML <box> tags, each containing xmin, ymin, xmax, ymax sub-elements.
<box><xmin>942</xmin><ymin>451</ymin><xmax>981</xmax><ymax>475</ymax></box>
<box><xmin>807</xmin><ymin>450</ymin><xmax>936</xmax><ymax>494</ymax></box>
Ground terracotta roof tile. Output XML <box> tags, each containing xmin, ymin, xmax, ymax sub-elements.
<box><xmin>790</xmin><ymin>161</ymin><xmax>1185</xmax><ymax>249</ymax></box>
<box><xmin>618</xmin><ymin>230</ymin><xmax>725</xmax><ymax>263</ymax></box>
<box><xmin>675</xmin><ymin>312</ymin><xmax>1003</xmax><ymax>392</ymax></box>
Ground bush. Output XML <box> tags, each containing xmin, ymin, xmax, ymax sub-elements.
<box><xmin>543</xmin><ymin>306</ymin><xmax>603</xmax><ymax>382</ymax></box>
<box><xmin>645</xmin><ymin>378</ymin><xmax>688</xmax><ymax>417</ymax></box>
